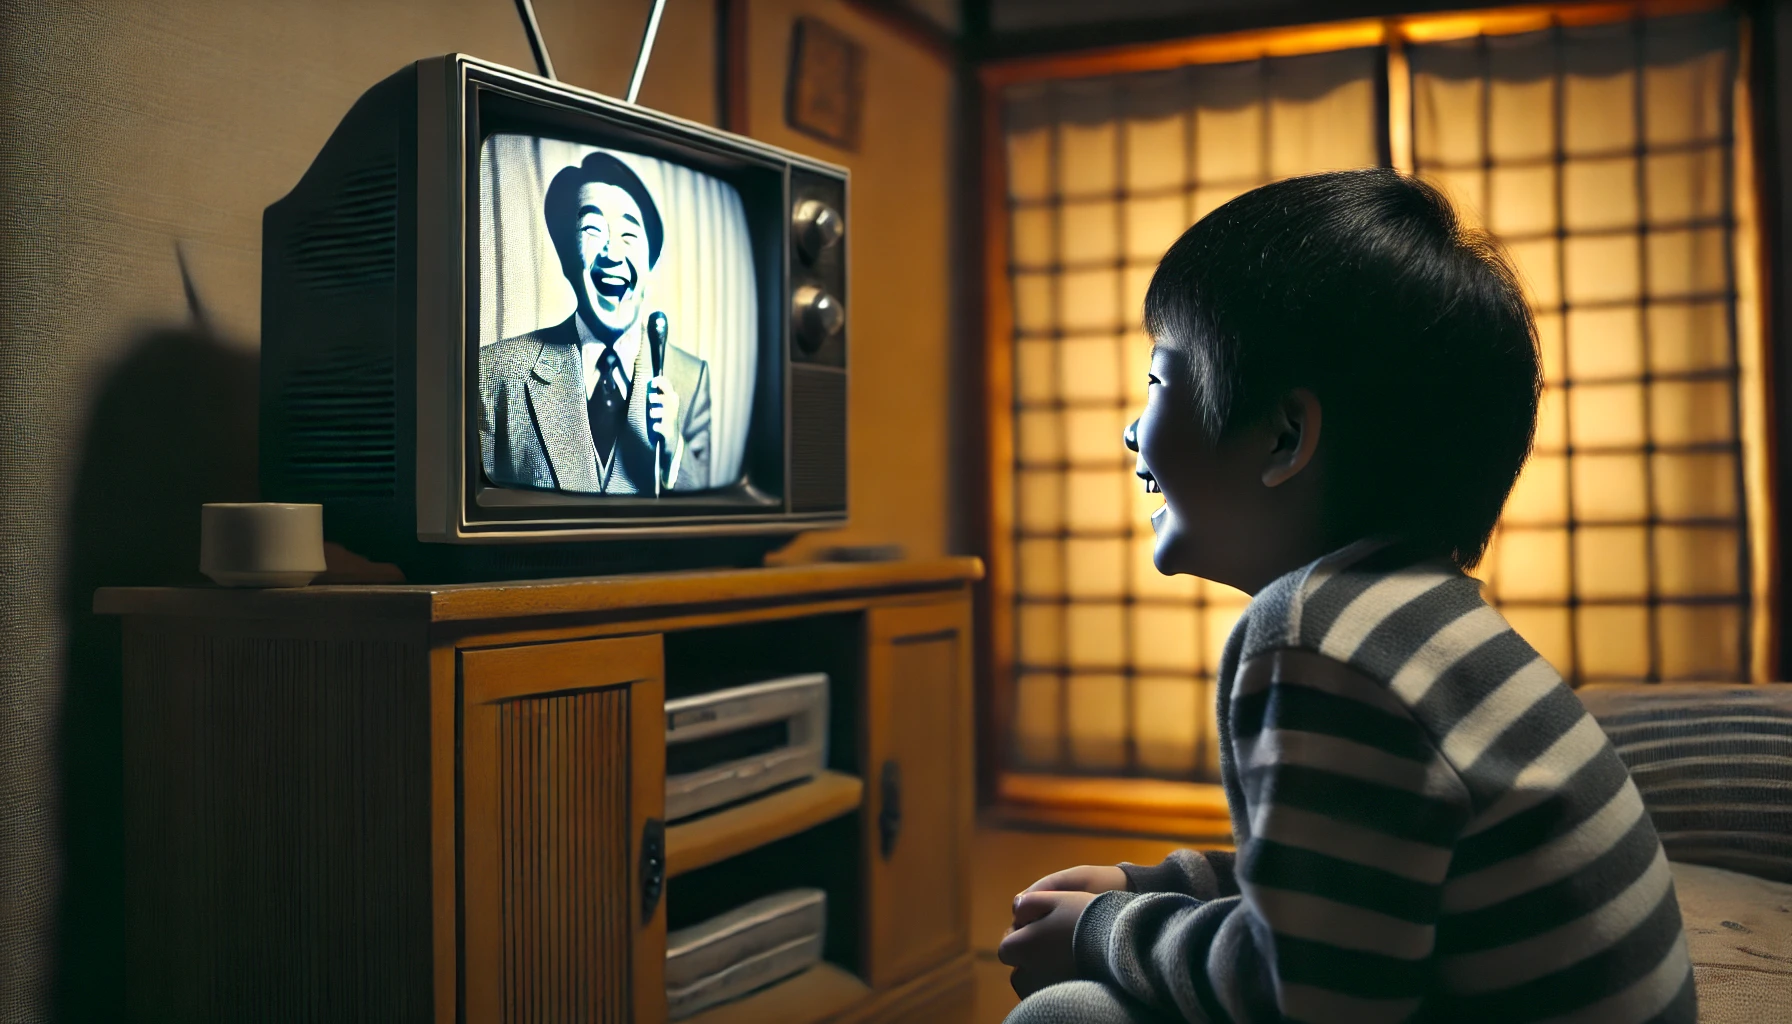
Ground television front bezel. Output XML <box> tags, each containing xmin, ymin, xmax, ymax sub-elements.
<box><xmin>414</xmin><ymin>54</ymin><xmax>849</xmax><ymax>544</ymax></box>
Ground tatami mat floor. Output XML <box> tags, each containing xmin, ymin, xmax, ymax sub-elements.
<box><xmin>968</xmin><ymin>826</ymin><xmax>1189</xmax><ymax>1024</ymax></box>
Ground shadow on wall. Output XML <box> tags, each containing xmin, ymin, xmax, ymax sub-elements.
<box><xmin>55</xmin><ymin>301</ymin><xmax>257</xmax><ymax>1021</ymax></box>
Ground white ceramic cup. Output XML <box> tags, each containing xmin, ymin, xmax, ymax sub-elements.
<box><xmin>199</xmin><ymin>503</ymin><xmax>327</xmax><ymax>588</ymax></box>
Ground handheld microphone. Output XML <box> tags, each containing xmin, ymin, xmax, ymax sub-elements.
<box><xmin>648</xmin><ymin>311</ymin><xmax>670</xmax><ymax>495</ymax></box>
<box><xmin>648</xmin><ymin>311</ymin><xmax>668</xmax><ymax>377</ymax></box>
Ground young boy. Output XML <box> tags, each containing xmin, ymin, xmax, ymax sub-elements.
<box><xmin>996</xmin><ymin>169</ymin><xmax>1695</xmax><ymax>1024</ymax></box>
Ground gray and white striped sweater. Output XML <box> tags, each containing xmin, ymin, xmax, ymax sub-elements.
<box><xmin>1073</xmin><ymin>540</ymin><xmax>1696</xmax><ymax>1023</ymax></box>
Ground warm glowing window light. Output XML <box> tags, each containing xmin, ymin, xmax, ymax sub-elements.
<box><xmin>1001</xmin><ymin>50</ymin><xmax>1382</xmax><ymax>780</ymax></box>
<box><xmin>1411</xmin><ymin>12</ymin><xmax>1765</xmax><ymax>685</ymax></box>
<box><xmin>994</xmin><ymin>5</ymin><xmax>1764</xmax><ymax>787</ymax></box>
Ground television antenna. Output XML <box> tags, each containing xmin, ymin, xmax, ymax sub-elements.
<box><xmin>512</xmin><ymin>0</ymin><xmax>556</xmax><ymax>80</ymax></box>
<box><xmin>627</xmin><ymin>0</ymin><xmax>670</xmax><ymax>104</ymax></box>
<box><xmin>512</xmin><ymin>0</ymin><xmax>670</xmax><ymax>106</ymax></box>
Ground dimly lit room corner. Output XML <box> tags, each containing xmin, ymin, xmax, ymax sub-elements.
<box><xmin>1</xmin><ymin>1</ymin><xmax>972</xmax><ymax>1020</ymax></box>
<box><xmin>2</xmin><ymin>2</ymin><xmax>1791</xmax><ymax>1024</ymax></box>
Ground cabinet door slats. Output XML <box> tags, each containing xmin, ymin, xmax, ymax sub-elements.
<box><xmin>463</xmin><ymin>634</ymin><xmax>666</xmax><ymax>1024</ymax></box>
<box><xmin>122</xmin><ymin>627</ymin><xmax>432</xmax><ymax>1023</ymax></box>
<box><xmin>498</xmin><ymin>688</ymin><xmax>631</xmax><ymax>1022</ymax></box>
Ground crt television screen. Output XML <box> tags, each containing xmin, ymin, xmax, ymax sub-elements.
<box><xmin>477</xmin><ymin>133</ymin><xmax>760</xmax><ymax>497</ymax></box>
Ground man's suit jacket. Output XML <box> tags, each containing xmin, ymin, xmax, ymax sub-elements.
<box><xmin>479</xmin><ymin>314</ymin><xmax>712</xmax><ymax>494</ymax></box>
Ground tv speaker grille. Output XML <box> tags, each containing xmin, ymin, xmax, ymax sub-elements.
<box><xmin>281</xmin><ymin>344</ymin><xmax>397</xmax><ymax>498</ymax></box>
<box><xmin>790</xmin><ymin>365</ymin><xmax>846</xmax><ymax>513</ymax></box>
<box><xmin>284</xmin><ymin>161</ymin><xmax>398</xmax><ymax>294</ymax></box>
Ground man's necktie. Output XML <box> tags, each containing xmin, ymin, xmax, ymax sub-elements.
<box><xmin>587</xmin><ymin>345</ymin><xmax>627</xmax><ymax>468</ymax></box>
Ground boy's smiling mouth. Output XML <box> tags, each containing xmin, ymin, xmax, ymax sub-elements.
<box><xmin>1138</xmin><ymin>466</ymin><xmax>1168</xmax><ymax>527</ymax></box>
<box><xmin>1126</xmin><ymin>416</ymin><xmax>1167</xmax><ymax>525</ymax></box>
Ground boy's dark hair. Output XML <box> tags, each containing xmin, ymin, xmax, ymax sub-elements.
<box><xmin>1144</xmin><ymin>168</ymin><xmax>1540</xmax><ymax>570</ymax></box>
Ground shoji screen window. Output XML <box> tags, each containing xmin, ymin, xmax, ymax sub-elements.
<box><xmin>998</xmin><ymin>50</ymin><xmax>1380</xmax><ymax>788</ymax></box>
<box><xmin>1409</xmin><ymin>11</ymin><xmax>1770</xmax><ymax>684</ymax></box>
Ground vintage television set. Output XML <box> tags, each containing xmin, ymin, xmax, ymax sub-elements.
<box><xmin>261</xmin><ymin>54</ymin><xmax>848</xmax><ymax>580</ymax></box>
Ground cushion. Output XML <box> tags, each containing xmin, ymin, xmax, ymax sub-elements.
<box><xmin>1577</xmin><ymin>683</ymin><xmax>1792</xmax><ymax>883</ymax></box>
<box><xmin>1670</xmin><ymin>861</ymin><xmax>1792</xmax><ymax>1023</ymax></box>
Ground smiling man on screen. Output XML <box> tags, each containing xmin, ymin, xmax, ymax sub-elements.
<box><xmin>480</xmin><ymin>151</ymin><xmax>712</xmax><ymax>495</ymax></box>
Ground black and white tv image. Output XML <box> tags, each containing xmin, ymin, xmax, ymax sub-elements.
<box><xmin>477</xmin><ymin>136</ymin><xmax>759</xmax><ymax>497</ymax></box>
<box><xmin>259</xmin><ymin>55</ymin><xmax>848</xmax><ymax>578</ymax></box>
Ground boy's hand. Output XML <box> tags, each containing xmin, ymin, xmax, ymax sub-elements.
<box><xmin>997</xmin><ymin>890</ymin><xmax>1097</xmax><ymax>998</ymax></box>
<box><xmin>1020</xmin><ymin>864</ymin><xmax>1127</xmax><ymax>896</ymax></box>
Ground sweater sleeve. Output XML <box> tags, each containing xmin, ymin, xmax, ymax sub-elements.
<box><xmin>1075</xmin><ymin>648</ymin><xmax>1471</xmax><ymax>1023</ymax></box>
<box><xmin>1120</xmin><ymin>849</ymin><xmax>1238</xmax><ymax>900</ymax></box>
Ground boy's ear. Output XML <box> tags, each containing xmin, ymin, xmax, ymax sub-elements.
<box><xmin>1262</xmin><ymin>388</ymin><xmax>1322</xmax><ymax>488</ymax></box>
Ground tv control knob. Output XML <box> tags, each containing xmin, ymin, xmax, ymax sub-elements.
<box><xmin>792</xmin><ymin>285</ymin><xmax>844</xmax><ymax>354</ymax></box>
<box><xmin>793</xmin><ymin>199</ymin><xmax>844</xmax><ymax>263</ymax></box>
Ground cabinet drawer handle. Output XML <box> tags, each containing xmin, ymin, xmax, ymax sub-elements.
<box><xmin>878</xmin><ymin>759</ymin><xmax>902</xmax><ymax>860</ymax></box>
<box><xmin>641</xmin><ymin>818</ymin><xmax>665</xmax><ymax>924</ymax></box>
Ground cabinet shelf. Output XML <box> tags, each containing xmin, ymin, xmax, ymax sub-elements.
<box><xmin>667</xmin><ymin>770</ymin><xmax>864</xmax><ymax>878</ymax></box>
<box><xmin>681</xmin><ymin>962</ymin><xmax>870</xmax><ymax>1024</ymax></box>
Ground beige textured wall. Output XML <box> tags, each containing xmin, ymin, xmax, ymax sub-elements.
<box><xmin>0</xmin><ymin>1</ymin><xmax>711</xmax><ymax>1019</ymax></box>
<box><xmin>0</xmin><ymin>0</ymin><xmax>953</xmax><ymax>1019</ymax></box>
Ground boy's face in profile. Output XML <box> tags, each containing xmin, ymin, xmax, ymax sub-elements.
<box><xmin>1133</xmin><ymin>345</ymin><xmax>1296</xmax><ymax>587</ymax></box>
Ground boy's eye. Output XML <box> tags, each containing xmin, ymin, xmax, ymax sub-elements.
<box><xmin>1147</xmin><ymin>373</ymin><xmax>1163</xmax><ymax>385</ymax></box>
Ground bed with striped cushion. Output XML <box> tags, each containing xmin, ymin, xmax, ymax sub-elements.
<box><xmin>1575</xmin><ymin>683</ymin><xmax>1792</xmax><ymax>883</ymax></box>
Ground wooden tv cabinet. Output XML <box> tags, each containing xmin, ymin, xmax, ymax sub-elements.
<box><xmin>97</xmin><ymin>557</ymin><xmax>982</xmax><ymax>1024</ymax></box>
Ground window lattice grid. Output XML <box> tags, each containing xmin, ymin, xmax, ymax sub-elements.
<box><xmin>1003</xmin><ymin>50</ymin><xmax>1381</xmax><ymax>781</ymax></box>
<box><xmin>1410</xmin><ymin>12</ymin><xmax>1749</xmax><ymax>683</ymax></box>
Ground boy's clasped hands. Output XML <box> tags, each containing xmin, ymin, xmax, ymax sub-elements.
<box><xmin>996</xmin><ymin>864</ymin><xmax>1127</xmax><ymax>998</ymax></box>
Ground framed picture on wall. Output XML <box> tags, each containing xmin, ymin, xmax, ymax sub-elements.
<box><xmin>785</xmin><ymin>16</ymin><xmax>864</xmax><ymax>152</ymax></box>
